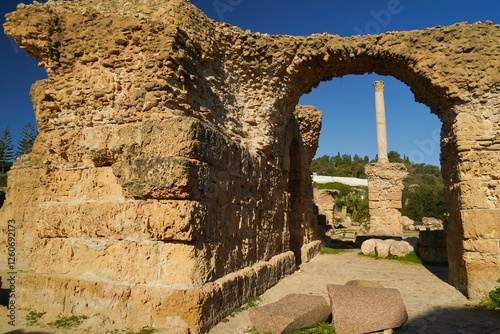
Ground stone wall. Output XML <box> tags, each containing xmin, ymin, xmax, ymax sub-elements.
<box><xmin>2</xmin><ymin>0</ymin><xmax>500</xmax><ymax>330</ymax></box>
<box><xmin>0</xmin><ymin>110</ymin><xmax>322</xmax><ymax>332</ymax></box>
<box><xmin>313</xmin><ymin>189</ymin><xmax>339</xmax><ymax>227</ymax></box>
<box><xmin>365</xmin><ymin>163</ymin><xmax>408</xmax><ymax>236</ymax></box>
<box><xmin>442</xmin><ymin>94</ymin><xmax>500</xmax><ymax>298</ymax></box>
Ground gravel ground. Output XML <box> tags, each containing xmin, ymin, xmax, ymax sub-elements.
<box><xmin>209</xmin><ymin>250</ymin><xmax>500</xmax><ymax>334</ymax></box>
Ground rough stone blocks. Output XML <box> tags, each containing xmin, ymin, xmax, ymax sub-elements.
<box><xmin>365</xmin><ymin>163</ymin><xmax>408</xmax><ymax>236</ymax></box>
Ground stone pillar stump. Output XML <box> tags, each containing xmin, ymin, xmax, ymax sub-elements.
<box><xmin>365</xmin><ymin>163</ymin><xmax>408</xmax><ymax>236</ymax></box>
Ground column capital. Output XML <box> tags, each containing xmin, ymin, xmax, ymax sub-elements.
<box><xmin>373</xmin><ymin>80</ymin><xmax>385</xmax><ymax>92</ymax></box>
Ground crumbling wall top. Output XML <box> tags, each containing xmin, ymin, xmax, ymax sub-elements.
<box><xmin>4</xmin><ymin>0</ymin><xmax>500</xmax><ymax>154</ymax></box>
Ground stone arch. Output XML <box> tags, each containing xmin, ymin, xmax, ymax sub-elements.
<box><xmin>271</xmin><ymin>30</ymin><xmax>500</xmax><ymax>299</ymax></box>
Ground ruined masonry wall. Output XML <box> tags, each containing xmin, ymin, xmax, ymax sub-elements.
<box><xmin>443</xmin><ymin>93</ymin><xmax>500</xmax><ymax>298</ymax></box>
<box><xmin>1</xmin><ymin>113</ymin><xmax>321</xmax><ymax>332</ymax></box>
<box><xmin>313</xmin><ymin>189</ymin><xmax>338</xmax><ymax>227</ymax></box>
<box><xmin>2</xmin><ymin>0</ymin><xmax>500</xmax><ymax>331</ymax></box>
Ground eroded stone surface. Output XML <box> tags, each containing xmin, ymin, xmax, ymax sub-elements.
<box><xmin>249</xmin><ymin>294</ymin><xmax>330</xmax><ymax>334</ymax></box>
<box><xmin>365</xmin><ymin>163</ymin><xmax>408</xmax><ymax>236</ymax></box>
<box><xmin>1</xmin><ymin>0</ymin><xmax>500</xmax><ymax>331</ymax></box>
<box><xmin>313</xmin><ymin>189</ymin><xmax>338</xmax><ymax>227</ymax></box>
<box><xmin>327</xmin><ymin>284</ymin><xmax>408</xmax><ymax>334</ymax></box>
<box><xmin>389</xmin><ymin>241</ymin><xmax>413</xmax><ymax>257</ymax></box>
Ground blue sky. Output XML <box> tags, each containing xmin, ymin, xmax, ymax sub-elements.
<box><xmin>1</xmin><ymin>0</ymin><xmax>500</xmax><ymax>166</ymax></box>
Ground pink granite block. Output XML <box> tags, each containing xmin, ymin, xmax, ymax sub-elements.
<box><xmin>327</xmin><ymin>284</ymin><xmax>407</xmax><ymax>334</ymax></box>
<box><xmin>249</xmin><ymin>293</ymin><xmax>331</xmax><ymax>334</ymax></box>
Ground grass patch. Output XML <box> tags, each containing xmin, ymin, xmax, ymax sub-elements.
<box><xmin>479</xmin><ymin>280</ymin><xmax>500</xmax><ymax>310</ymax></box>
<box><xmin>246</xmin><ymin>322</ymin><xmax>336</xmax><ymax>334</ymax></box>
<box><xmin>26</xmin><ymin>310</ymin><xmax>46</xmax><ymax>325</ymax></box>
<box><xmin>106</xmin><ymin>328</ymin><xmax>156</xmax><ymax>334</ymax></box>
<box><xmin>127</xmin><ymin>328</ymin><xmax>156</xmax><ymax>334</ymax></box>
<box><xmin>479</xmin><ymin>297</ymin><xmax>500</xmax><ymax>310</ymax></box>
<box><xmin>387</xmin><ymin>251</ymin><xmax>422</xmax><ymax>264</ymax></box>
<box><xmin>320</xmin><ymin>248</ymin><xmax>348</xmax><ymax>255</ymax></box>
<box><xmin>221</xmin><ymin>296</ymin><xmax>262</xmax><ymax>323</ymax></box>
<box><xmin>48</xmin><ymin>314</ymin><xmax>88</xmax><ymax>329</ymax></box>
<box><xmin>287</xmin><ymin>322</ymin><xmax>336</xmax><ymax>333</ymax></box>
<box><xmin>358</xmin><ymin>251</ymin><xmax>422</xmax><ymax>264</ymax></box>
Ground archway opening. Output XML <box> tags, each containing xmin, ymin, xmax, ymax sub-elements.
<box><xmin>288</xmin><ymin>135</ymin><xmax>303</xmax><ymax>266</ymax></box>
<box><xmin>301</xmin><ymin>73</ymin><xmax>449</xmax><ymax>264</ymax></box>
<box><xmin>284</xmin><ymin>115</ymin><xmax>307</xmax><ymax>266</ymax></box>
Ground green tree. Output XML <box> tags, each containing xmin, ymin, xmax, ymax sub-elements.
<box><xmin>0</xmin><ymin>127</ymin><xmax>14</xmax><ymax>173</ymax></box>
<box><xmin>336</xmin><ymin>190</ymin><xmax>369</xmax><ymax>222</ymax></box>
<box><xmin>402</xmin><ymin>184</ymin><xmax>447</xmax><ymax>222</ymax></box>
<box><xmin>388</xmin><ymin>150</ymin><xmax>402</xmax><ymax>163</ymax></box>
<box><xmin>16</xmin><ymin>121</ymin><xmax>38</xmax><ymax>157</ymax></box>
<box><xmin>414</xmin><ymin>164</ymin><xmax>441</xmax><ymax>179</ymax></box>
<box><xmin>341</xmin><ymin>154</ymin><xmax>352</xmax><ymax>164</ymax></box>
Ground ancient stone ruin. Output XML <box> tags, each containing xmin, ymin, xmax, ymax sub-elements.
<box><xmin>313</xmin><ymin>188</ymin><xmax>338</xmax><ymax>227</ymax></box>
<box><xmin>365</xmin><ymin>80</ymin><xmax>408</xmax><ymax>237</ymax></box>
<box><xmin>2</xmin><ymin>0</ymin><xmax>500</xmax><ymax>332</ymax></box>
<box><xmin>365</xmin><ymin>162</ymin><xmax>407</xmax><ymax>236</ymax></box>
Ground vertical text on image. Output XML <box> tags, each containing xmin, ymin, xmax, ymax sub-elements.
<box><xmin>7</xmin><ymin>219</ymin><xmax>16</xmax><ymax>326</ymax></box>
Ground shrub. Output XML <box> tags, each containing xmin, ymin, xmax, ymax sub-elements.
<box><xmin>49</xmin><ymin>314</ymin><xmax>88</xmax><ymax>329</ymax></box>
<box><xmin>488</xmin><ymin>287</ymin><xmax>500</xmax><ymax>308</ymax></box>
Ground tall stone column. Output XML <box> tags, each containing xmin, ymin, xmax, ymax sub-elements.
<box><xmin>365</xmin><ymin>81</ymin><xmax>407</xmax><ymax>236</ymax></box>
<box><xmin>374</xmin><ymin>81</ymin><xmax>389</xmax><ymax>163</ymax></box>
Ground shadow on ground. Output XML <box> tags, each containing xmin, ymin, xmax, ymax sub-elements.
<box><xmin>421</xmin><ymin>262</ymin><xmax>449</xmax><ymax>284</ymax></box>
<box><xmin>327</xmin><ymin>239</ymin><xmax>357</xmax><ymax>249</ymax></box>
<box><xmin>401</xmin><ymin>307</ymin><xmax>500</xmax><ymax>334</ymax></box>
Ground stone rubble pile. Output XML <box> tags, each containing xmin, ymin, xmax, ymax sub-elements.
<box><xmin>402</xmin><ymin>216</ymin><xmax>445</xmax><ymax>231</ymax></box>
<box><xmin>361</xmin><ymin>239</ymin><xmax>414</xmax><ymax>258</ymax></box>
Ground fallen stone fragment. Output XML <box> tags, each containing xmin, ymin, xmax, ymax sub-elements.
<box><xmin>389</xmin><ymin>241</ymin><xmax>412</xmax><ymax>257</ymax></box>
<box><xmin>345</xmin><ymin>280</ymin><xmax>384</xmax><ymax>288</ymax></box>
<box><xmin>327</xmin><ymin>284</ymin><xmax>408</xmax><ymax>334</ymax></box>
<box><xmin>360</xmin><ymin>239</ymin><xmax>379</xmax><ymax>255</ymax></box>
<box><xmin>249</xmin><ymin>293</ymin><xmax>331</xmax><ymax>334</ymax></box>
<box><xmin>375</xmin><ymin>239</ymin><xmax>391</xmax><ymax>258</ymax></box>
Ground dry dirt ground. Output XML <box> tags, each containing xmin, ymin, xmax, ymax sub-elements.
<box><xmin>0</xmin><ymin>250</ymin><xmax>499</xmax><ymax>334</ymax></box>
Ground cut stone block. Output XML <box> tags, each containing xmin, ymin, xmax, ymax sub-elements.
<box><xmin>389</xmin><ymin>241</ymin><xmax>412</xmax><ymax>257</ymax></box>
<box><xmin>375</xmin><ymin>239</ymin><xmax>391</xmax><ymax>258</ymax></box>
<box><xmin>327</xmin><ymin>284</ymin><xmax>407</xmax><ymax>334</ymax></box>
<box><xmin>361</xmin><ymin>239</ymin><xmax>378</xmax><ymax>255</ymax></box>
<box><xmin>249</xmin><ymin>294</ymin><xmax>330</xmax><ymax>334</ymax></box>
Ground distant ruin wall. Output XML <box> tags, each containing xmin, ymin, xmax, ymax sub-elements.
<box><xmin>2</xmin><ymin>0</ymin><xmax>500</xmax><ymax>331</ymax></box>
<box><xmin>313</xmin><ymin>189</ymin><xmax>338</xmax><ymax>227</ymax></box>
